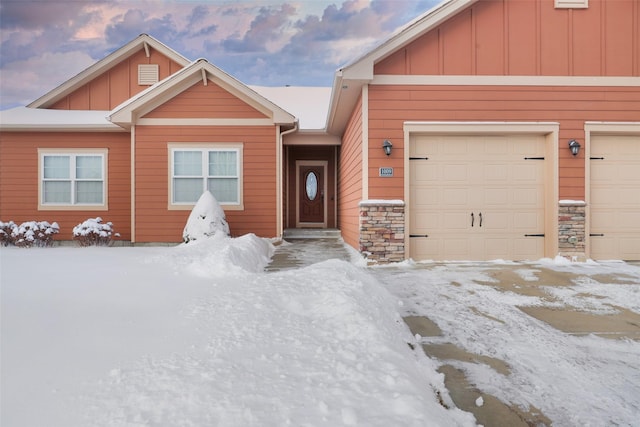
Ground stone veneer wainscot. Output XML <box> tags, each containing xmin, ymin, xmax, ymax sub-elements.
<box><xmin>359</xmin><ymin>200</ymin><xmax>405</xmax><ymax>263</ymax></box>
<box><xmin>558</xmin><ymin>200</ymin><xmax>586</xmax><ymax>261</ymax></box>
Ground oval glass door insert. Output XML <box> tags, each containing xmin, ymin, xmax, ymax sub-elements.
<box><xmin>306</xmin><ymin>172</ymin><xmax>318</xmax><ymax>201</ymax></box>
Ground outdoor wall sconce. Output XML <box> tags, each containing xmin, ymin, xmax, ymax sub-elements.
<box><xmin>568</xmin><ymin>139</ymin><xmax>581</xmax><ymax>156</ymax></box>
<box><xmin>383</xmin><ymin>139</ymin><xmax>393</xmax><ymax>156</ymax></box>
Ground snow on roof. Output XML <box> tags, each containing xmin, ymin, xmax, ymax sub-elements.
<box><xmin>249</xmin><ymin>86</ymin><xmax>331</xmax><ymax>130</ymax></box>
<box><xmin>0</xmin><ymin>107</ymin><xmax>121</xmax><ymax>131</ymax></box>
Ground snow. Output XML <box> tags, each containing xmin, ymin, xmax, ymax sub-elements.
<box><xmin>2</xmin><ymin>234</ymin><xmax>639</xmax><ymax>426</ymax></box>
<box><xmin>376</xmin><ymin>260</ymin><xmax>640</xmax><ymax>426</ymax></box>
<box><xmin>0</xmin><ymin>237</ymin><xmax>473</xmax><ymax>426</ymax></box>
<box><xmin>360</xmin><ymin>199</ymin><xmax>405</xmax><ymax>206</ymax></box>
<box><xmin>182</xmin><ymin>191</ymin><xmax>230</xmax><ymax>243</ymax></box>
<box><xmin>0</xmin><ymin>107</ymin><xmax>117</xmax><ymax>129</ymax></box>
<box><xmin>250</xmin><ymin>85</ymin><xmax>331</xmax><ymax>130</ymax></box>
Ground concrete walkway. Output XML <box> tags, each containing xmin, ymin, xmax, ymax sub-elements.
<box><xmin>266</xmin><ymin>236</ymin><xmax>353</xmax><ymax>272</ymax></box>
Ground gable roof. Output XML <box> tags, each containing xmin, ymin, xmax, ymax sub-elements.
<box><xmin>108</xmin><ymin>59</ymin><xmax>296</xmax><ymax>129</ymax></box>
<box><xmin>326</xmin><ymin>0</ymin><xmax>478</xmax><ymax>134</ymax></box>
<box><xmin>28</xmin><ymin>34</ymin><xmax>191</xmax><ymax>109</ymax></box>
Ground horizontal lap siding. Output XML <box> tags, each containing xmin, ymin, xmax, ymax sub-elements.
<box><xmin>134</xmin><ymin>125</ymin><xmax>277</xmax><ymax>242</ymax></box>
<box><xmin>0</xmin><ymin>132</ymin><xmax>131</xmax><ymax>240</ymax></box>
<box><xmin>144</xmin><ymin>81</ymin><xmax>268</xmax><ymax>119</ymax></box>
<box><xmin>368</xmin><ymin>85</ymin><xmax>640</xmax><ymax>200</ymax></box>
<box><xmin>338</xmin><ymin>97</ymin><xmax>363</xmax><ymax>249</ymax></box>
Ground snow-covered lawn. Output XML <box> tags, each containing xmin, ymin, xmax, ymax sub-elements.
<box><xmin>2</xmin><ymin>234</ymin><xmax>639</xmax><ymax>426</ymax></box>
<box><xmin>0</xmin><ymin>236</ymin><xmax>474</xmax><ymax>426</ymax></box>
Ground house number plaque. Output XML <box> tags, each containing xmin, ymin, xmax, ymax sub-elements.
<box><xmin>379</xmin><ymin>167</ymin><xmax>394</xmax><ymax>177</ymax></box>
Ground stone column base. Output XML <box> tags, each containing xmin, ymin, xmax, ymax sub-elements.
<box><xmin>359</xmin><ymin>200</ymin><xmax>405</xmax><ymax>263</ymax></box>
<box><xmin>558</xmin><ymin>200</ymin><xmax>586</xmax><ymax>261</ymax></box>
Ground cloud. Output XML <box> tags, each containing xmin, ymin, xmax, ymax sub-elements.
<box><xmin>0</xmin><ymin>50</ymin><xmax>96</xmax><ymax>108</ymax></box>
<box><xmin>105</xmin><ymin>9</ymin><xmax>178</xmax><ymax>46</ymax></box>
<box><xmin>0</xmin><ymin>0</ymin><xmax>442</xmax><ymax>109</ymax></box>
<box><xmin>222</xmin><ymin>4</ymin><xmax>296</xmax><ymax>53</ymax></box>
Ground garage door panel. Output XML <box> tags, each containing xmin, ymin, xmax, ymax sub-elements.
<box><xmin>590</xmin><ymin>135</ymin><xmax>640</xmax><ymax>260</ymax></box>
<box><xmin>410</xmin><ymin>134</ymin><xmax>546</xmax><ymax>261</ymax></box>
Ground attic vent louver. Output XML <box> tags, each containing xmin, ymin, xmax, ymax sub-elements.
<box><xmin>555</xmin><ymin>0</ymin><xmax>588</xmax><ymax>8</ymax></box>
<box><xmin>138</xmin><ymin>64</ymin><xmax>159</xmax><ymax>85</ymax></box>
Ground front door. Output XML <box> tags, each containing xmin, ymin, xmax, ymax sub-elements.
<box><xmin>297</xmin><ymin>161</ymin><xmax>327</xmax><ymax>227</ymax></box>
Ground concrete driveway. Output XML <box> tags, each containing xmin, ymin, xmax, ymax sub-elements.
<box><xmin>376</xmin><ymin>260</ymin><xmax>640</xmax><ymax>427</ymax></box>
<box><xmin>268</xmin><ymin>239</ymin><xmax>640</xmax><ymax>426</ymax></box>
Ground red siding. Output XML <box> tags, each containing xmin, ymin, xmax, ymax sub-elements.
<box><xmin>144</xmin><ymin>81</ymin><xmax>267</xmax><ymax>119</ymax></box>
<box><xmin>0</xmin><ymin>132</ymin><xmax>131</xmax><ymax>240</ymax></box>
<box><xmin>368</xmin><ymin>85</ymin><xmax>640</xmax><ymax>200</ymax></box>
<box><xmin>134</xmin><ymin>125</ymin><xmax>278</xmax><ymax>242</ymax></box>
<box><xmin>375</xmin><ymin>0</ymin><xmax>640</xmax><ymax>77</ymax></box>
<box><xmin>338</xmin><ymin>96</ymin><xmax>364</xmax><ymax>250</ymax></box>
<box><xmin>51</xmin><ymin>47</ymin><xmax>184</xmax><ymax>110</ymax></box>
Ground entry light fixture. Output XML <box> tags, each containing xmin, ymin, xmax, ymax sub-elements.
<box><xmin>382</xmin><ymin>139</ymin><xmax>393</xmax><ymax>156</ymax></box>
<box><xmin>568</xmin><ymin>139</ymin><xmax>581</xmax><ymax>156</ymax></box>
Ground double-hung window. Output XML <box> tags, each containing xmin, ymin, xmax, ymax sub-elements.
<box><xmin>39</xmin><ymin>149</ymin><xmax>107</xmax><ymax>209</ymax></box>
<box><xmin>170</xmin><ymin>144</ymin><xmax>242</xmax><ymax>208</ymax></box>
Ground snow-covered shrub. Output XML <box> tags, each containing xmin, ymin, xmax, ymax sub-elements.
<box><xmin>0</xmin><ymin>221</ymin><xmax>17</xmax><ymax>246</ymax></box>
<box><xmin>9</xmin><ymin>221</ymin><xmax>59</xmax><ymax>247</ymax></box>
<box><xmin>73</xmin><ymin>217</ymin><xmax>120</xmax><ymax>247</ymax></box>
<box><xmin>183</xmin><ymin>191</ymin><xmax>230</xmax><ymax>243</ymax></box>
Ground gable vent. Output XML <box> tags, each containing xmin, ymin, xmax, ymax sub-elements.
<box><xmin>138</xmin><ymin>64</ymin><xmax>159</xmax><ymax>85</ymax></box>
<box><xmin>555</xmin><ymin>0</ymin><xmax>588</xmax><ymax>8</ymax></box>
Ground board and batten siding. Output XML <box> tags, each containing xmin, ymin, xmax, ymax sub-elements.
<box><xmin>51</xmin><ymin>48</ymin><xmax>184</xmax><ymax>111</ymax></box>
<box><xmin>367</xmin><ymin>85</ymin><xmax>640</xmax><ymax>200</ymax></box>
<box><xmin>134</xmin><ymin>125</ymin><xmax>279</xmax><ymax>242</ymax></box>
<box><xmin>0</xmin><ymin>131</ymin><xmax>131</xmax><ymax>239</ymax></box>
<box><xmin>143</xmin><ymin>81</ymin><xmax>267</xmax><ymax>119</ymax></box>
<box><xmin>374</xmin><ymin>0</ymin><xmax>640</xmax><ymax>77</ymax></box>
<box><xmin>337</xmin><ymin>96</ymin><xmax>364</xmax><ymax>250</ymax></box>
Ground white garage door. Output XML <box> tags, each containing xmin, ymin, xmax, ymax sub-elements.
<box><xmin>409</xmin><ymin>134</ymin><xmax>546</xmax><ymax>261</ymax></box>
<box><xmin>590</xmin><ymin>135</ymin><xmax>640</xmax><ymax>261</ymax></box>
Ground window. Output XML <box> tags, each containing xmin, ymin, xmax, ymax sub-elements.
<box><xmin>170</xmin><ymin>144</ymin><xmax>242</xmax><ymax>207</ymax></box>
<box><xmin>39</xmin><ymin>150</ymin><xmax>107</xmax><ymax>209</ymax></box>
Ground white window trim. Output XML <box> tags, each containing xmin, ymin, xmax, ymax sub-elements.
<box><xmin>38</xmin><ymin>148</ymin><xmax>108</xmax><ymax>211</ymax></box>
<box><xmin>168</xmin><ymin>143</ymin><xmax>244</xmax><ymax>211</ymax></box>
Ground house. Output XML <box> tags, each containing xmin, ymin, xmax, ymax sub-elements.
<box><xmin>1</xmin><ymin>0</ymin><xmax>639</xmax><ymax>262</ymax></box>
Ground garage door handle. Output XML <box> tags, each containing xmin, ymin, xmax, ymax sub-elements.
<box><xmin>479</xmin><ymin>212</ymin><xmax>483</xmax><ymax>227</ymax></box>
<box><xmin>471</xmin><ymin>212</ymin><xmax>474</xmax><ymax>227</ymax></box>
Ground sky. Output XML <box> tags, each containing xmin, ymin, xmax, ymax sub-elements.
<box><xmin>0</xmin><ymin>0</ymin><xmax>440</xmax><ymax>110</ymax></box>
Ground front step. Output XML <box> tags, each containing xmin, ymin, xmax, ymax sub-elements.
<box><xmin>283</xmin><ymin>228</ymin><xmax>342</xmax><ymax>239</ymax></box>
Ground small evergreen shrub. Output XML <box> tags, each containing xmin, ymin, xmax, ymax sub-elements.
<box><xmin>0</xmin><ymin>221</ymin><xmax>60</xmax><ymax>247</ymax></box>
<box><xmin>73</xmin><ymin>217</ymin><xmax>120</xmax><ymax>246</ymax></box>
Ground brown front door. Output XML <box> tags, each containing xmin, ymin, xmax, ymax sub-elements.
<box><xmin>298</xmin><ymin>162</ymin><xmax>325</xmax><ymax>226</ymax></box>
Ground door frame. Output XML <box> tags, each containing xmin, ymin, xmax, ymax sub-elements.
<box><xmin>296</xmin><ymin>160</ymin><xmax>328</xmax><ymax>228</ymax></box>
<box><xmin>403</xmin><ymin>122</ymin><xmax>559</xmax><ymax>260</ymax></box>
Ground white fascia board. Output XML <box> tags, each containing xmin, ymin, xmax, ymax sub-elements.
<box><xmin>28</xmin><ymin>34</ymin><xmax>190</xmax><ymax>109</ymax></box>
